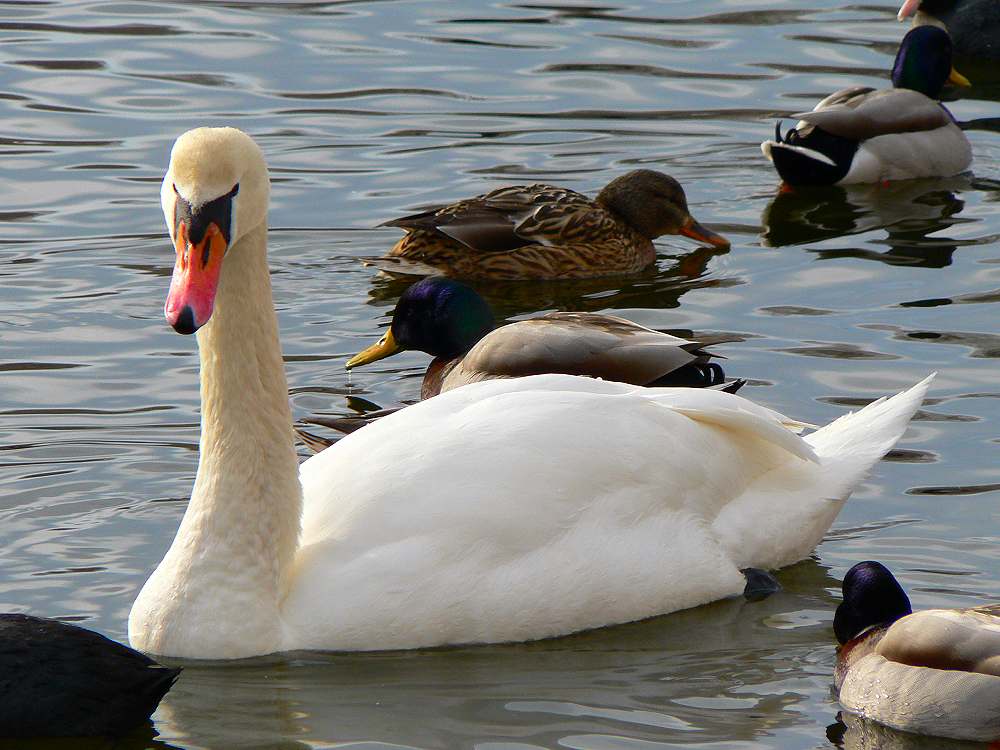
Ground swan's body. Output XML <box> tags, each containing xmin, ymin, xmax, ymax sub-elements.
<box><xmin>129</xmin><ymin>127</ymin><xmax>932</xmax><ymax>659</ymax></box>
<box><xmin>761</xmin><ymin>27</ymin><xmax>971</xmax><ymax>185</ymax></box>
<box><xmin>834</xmin><ymin>562</ymin><xmax>1000</xmax><ymax>742</ymax></box>
<box><xmin>0</xmin><ymin>614</ymin><xmax>178</xmax><ymax>737</ymax></box>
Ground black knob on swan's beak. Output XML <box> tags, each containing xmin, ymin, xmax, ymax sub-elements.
<box><xmin>171</xmin><ymin>305</ymin><xmax>198</xmax><ymax>335</ymax></box>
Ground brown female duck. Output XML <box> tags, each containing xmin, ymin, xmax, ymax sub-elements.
<box><xmin>374</xmin><ymin>169</ymin><xmax>730</xmax><ymax>280</ymax></box>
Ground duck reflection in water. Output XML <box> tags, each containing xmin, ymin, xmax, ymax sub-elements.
<box><xmin>760</xmin><ymin>176</ymin><xmax>970</xmax><ymax>268</ymax></box>
<box><xmin>827</xmin><ymin>711</ymin><xmax>988</xmax><ymax>750</ymax></box>
<box><xmin>365</xmin><ymin>241</ymin><xmax>732</xmax><ymax>315</ymax></box>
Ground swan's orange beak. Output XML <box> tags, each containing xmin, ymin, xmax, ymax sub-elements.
<box><xmin>165</xmin><ymin>220</ymin><xmax>228</xmax><ymax>334</ymax></box>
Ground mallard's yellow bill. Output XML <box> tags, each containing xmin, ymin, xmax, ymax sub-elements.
<box><xmin>346</xmin><ymin>329</ymin><xmax>402</xmax><ymax>369</ymax></box>
<box><xmin>949</xmin><ymin>67</ymin><xmax>971</xmax><ymax>88</ymax></box>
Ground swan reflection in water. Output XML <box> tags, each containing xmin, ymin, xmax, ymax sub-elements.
<box><xmin>139</xmin><ymin>560</ymin><xmax>844</xmax><ymax>750</ymax></box>
<box><xmin>760</xmin><ymin>176</ymin><xmax>973</xmax><ymax>269</ymax></box>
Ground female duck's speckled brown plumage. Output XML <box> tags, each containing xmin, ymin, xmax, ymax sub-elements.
<box><xmin>375</xmin><ymin>170</ymin><xmax>729</xmax><ymax>280</ymax></box>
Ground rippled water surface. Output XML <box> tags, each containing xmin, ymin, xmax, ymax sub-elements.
<box><xmin>2</xmin><ymin>1</ymin><xmax>999</xmax><ymax>748</ymax></box>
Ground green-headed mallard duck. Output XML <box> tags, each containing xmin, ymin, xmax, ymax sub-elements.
<box><xmin>899</xmin><ymin>0</ymin><xmax>1000</xmax><ymax>61</ymax></box>
<box><xmin>834</xmin><ymin>561</ymin><xmax>1000</xmax><ymax>742</ymax></box>
<box><xmin>345</xmin><ymin>277</ymin><xmax>730</xmax><ymax>398</ymax></box>
<box><xmin>761</xmin><ymin>26</ymin><xmax>972</xmax><ymax>186</ymax></box>
<box><xmin>374</xmin><ymin>170</ymin><xmax>730</xmax><ymax>280</ymax></box>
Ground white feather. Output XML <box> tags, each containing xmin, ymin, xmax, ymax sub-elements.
<box><xmin>760</xmin><ymin>140</ymin><xmax>837</xmax><ymax>168</ymax></box>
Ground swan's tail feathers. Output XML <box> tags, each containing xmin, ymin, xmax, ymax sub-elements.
<box><xmin>806</xmin><ymin>373</ymin><xmax>935</xmax><ymax>498</ymax></box>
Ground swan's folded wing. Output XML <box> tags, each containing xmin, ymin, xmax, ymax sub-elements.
<box><xmin>792</xmin><ymin>89</ymin><xmax>951</xmax><ymax>140</ymax></box>
<box><xmin>668</xmin><ymin>402</ymin><xmax>819</xmax><ymax>464</ymax></box>
<box><xmin>459</xmin><ymin>313</ymin><xmax>704</xmax><ymax>385</ymax></box>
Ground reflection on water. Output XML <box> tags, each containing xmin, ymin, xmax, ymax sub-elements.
<box><xmin>0</xmin><ymin>0</ymin><xmax>999</xmax><ymax>748</ymax></box>
<box><xmin>144</xmin><ymin>561</ymin><xmax>844</xmax><ymax>750</ymax></box>
<box><xmin>761</xmin><ymin>178</ymin><xmax>970</xmax><ymax>269</ymax></box>
<box><xmin>830</xmin><ymin>711</ymin><xmax>990</xmax><ymax>750</ymax></box>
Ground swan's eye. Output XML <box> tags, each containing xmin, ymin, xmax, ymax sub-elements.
<box><xmin>226</xmin><ymin>183</ymin><xmax>239</xmax><ymax>198</ymax></box>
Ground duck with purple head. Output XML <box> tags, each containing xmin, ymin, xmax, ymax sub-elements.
<box><xmin>345</xmin><ymin>277</ymin><xmax>731</xmax><ymax>400</ymax></box>
<box><xmin>834</xmin><ymin>561</ymin><xmax>1000</xmax><ymax>742</ymax></box>
<box><xmin>761</xmin><ymin>26</ymin><xmax>971</xmax><ymax>186</ymax></box>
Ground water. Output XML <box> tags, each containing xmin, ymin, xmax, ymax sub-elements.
<box><xmin>0</xmin><ymin>1</ymin><xmax>998</xmax><ymax>748</ymax></box>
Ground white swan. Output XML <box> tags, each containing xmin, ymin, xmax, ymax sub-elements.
<box><xmin>128</xmin><ymin>127</ymin><xmax>934</xmax><ymax>659</ymax></box>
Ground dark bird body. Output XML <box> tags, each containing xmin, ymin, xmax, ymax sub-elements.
<box><xmin>0</xmin><ymin>614</ymin><xmax>179</xmax><ymax>738</ymax></box>
<box><xmin>900</xmin><ymin>0</ymin><xmax>1000</xmax><ymax>61</ymax></box>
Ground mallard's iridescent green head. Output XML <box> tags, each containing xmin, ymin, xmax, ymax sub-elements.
<box><xmin>891</xmin><ymin>26</ymin><xmax>968</xmax><ymax>97</ymax></box>
<box><xmin>346</xmin><ymin>277</ymin><xmax>495</xmax><ymax>368</ymax></box>
<box><xmin>834</xmin><ymin>561</ymin><xmax>913</xmax><ymax>645</ymax></box>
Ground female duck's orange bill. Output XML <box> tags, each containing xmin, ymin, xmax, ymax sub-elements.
<box><xmin>679</xmin><ymin>217</ymin><xmax>730</xmax><ymax>249</ymax></box>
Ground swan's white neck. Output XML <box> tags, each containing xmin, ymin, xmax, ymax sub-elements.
<box><xmin>129</xmin><ymin>221</ymin><xmax>302</xmax><ymax>658</ymax></box>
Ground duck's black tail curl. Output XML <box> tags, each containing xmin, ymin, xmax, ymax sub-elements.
<box><xmin>652</xmin><ymin>361</ymin><xmax>728</xmax><ymax>388</ymax></box>
<box><xmin>763</xmin><ymin>122</ymin><xmax>858</xmax><ymax>186</ymax></box>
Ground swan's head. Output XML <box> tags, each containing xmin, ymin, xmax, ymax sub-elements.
<box><xmin>161</xmin><ymin>127</ymin><xmax>270</xmax><ymax>334</ymax></box>
<box><xmin>833</xmin><ymin>561</ymin><xmax>912</xmax><ymax>645</ymax></box>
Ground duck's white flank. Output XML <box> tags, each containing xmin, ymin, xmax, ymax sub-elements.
<box><xmin>128</xmin><ymin>127</ymin><xmax>934</xmax><ymax>659</ymax></box>
<box><xmin>841</xmin><ymin>653</ymin><xmax>1000</xmax><ymax>741</ymax></box>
